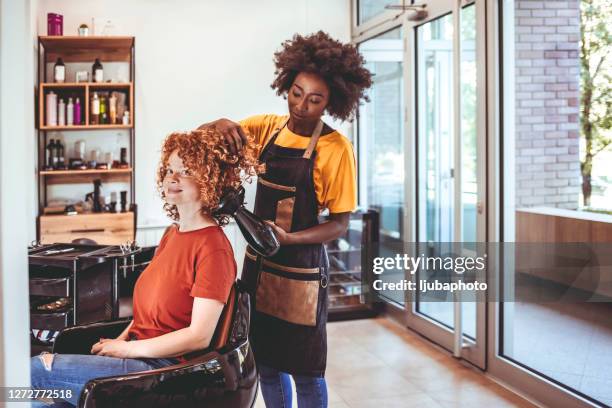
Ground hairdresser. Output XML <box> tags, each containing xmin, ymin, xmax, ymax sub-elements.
<box><xmin>199</xmin><ymin>31</ymin><xmax>372</xmax><ymax>408</ymax></box>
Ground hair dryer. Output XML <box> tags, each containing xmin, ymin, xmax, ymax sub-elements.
<box><xmin>214</xmin><ymin>186</ymin><xmax>280</xmax><ymax>257</ymax></box>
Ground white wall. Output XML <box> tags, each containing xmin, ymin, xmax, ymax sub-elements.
<box><xmin>1</xmin><ymin>0</ymin><xmax>36</xmax><ymax>392</ymax></box>
<box><xmin>35</xmin><ymin>0</ymin><xmax>352</xmax><ymax>238</ymax></box>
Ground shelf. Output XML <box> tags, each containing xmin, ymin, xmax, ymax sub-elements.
<box><xmin>40</xmin><ymin>82</ymin><xmax>132</xmax><ymax>89</ymax></box>
<box><xmin>39</xmin><ymin>82</ymin><xmax>85</xmax><ymax>89</ymax></box>
<box><xmin>40</xmin><ymin>168</ymin><xmax>132</xmax><ymax>176</ymax></box>
<box><xmin>89</xmin><ymin>82</ymin><xmax>132</xmax><ymax>89</ymax></box>
<box><xmin>39</xmin><ymin>36</ymin><xmax>134</xmax><ymax>63</ymax></box>
<box><xmin>40</xmin><ymin>124</ymin><xmax>132</xmax><ymax>131</ymax></box>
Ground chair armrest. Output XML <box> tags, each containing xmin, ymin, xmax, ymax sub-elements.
<box><xmin>53</xmin><ymin>318</ymin><xmax>132</xmax><ymax>355</ymax></box>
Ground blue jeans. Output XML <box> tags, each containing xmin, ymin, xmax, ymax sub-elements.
<box><xmin>30</xmin><ymin>352</ymin><xmax>179</xmax><ymax>407</ymax></box>
<box><xmin>258</xmin><ymin>364</ymin><xmax>328</xmax><ymax>408</ymax></box>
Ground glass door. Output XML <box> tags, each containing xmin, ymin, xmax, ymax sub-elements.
<box><xmin>358</xmin><ymin>26</ymin><xmax>406</xmax><ymax>306</ymax></box>
<box><xmin>354</xmin><ymin>0</ymin><xmax>487</xmax><ymax>369</ymax></box>
<box><xmin>406</xmin><ymin>0</ymin><xmax>486</xmax><ymax>369</ymax></box>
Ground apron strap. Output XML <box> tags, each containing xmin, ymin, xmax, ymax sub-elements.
<box><xmin>260</xmin><ymin>117</ymin><xmax>324</xmax><ymax>160</ymax></box>
<box><xmin>259</xmin><ymin>117</ymin><xmax>290</xmax><ymax>159</ymax></box>
<box><xmin>302</xmin><ymin>120</ymin><xmax>324</xmax><ymax>159</ymax></box>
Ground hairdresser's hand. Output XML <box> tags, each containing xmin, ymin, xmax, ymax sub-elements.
<box><xmin>91</xmin><ymin>338</ymin><xmax>134</xmax><ymax>358</ymax></box>
<box><xmin>198</xmin><ymin>118</ymin><xmax>248</xmax><ymax>155</ymax></box>
<box><xmin>264</xmin><ymin>220</ymin><xmax>293</xmax><ymax>245</ymax></box>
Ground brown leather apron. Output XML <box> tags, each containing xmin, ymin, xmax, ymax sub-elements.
<box><xmin>241</xmin><ymin>119</ymin><xmax>329</xmax><ymax>377</ymax></box>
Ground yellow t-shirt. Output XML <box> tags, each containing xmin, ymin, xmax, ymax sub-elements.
<box><xmin>239</xmin><ymin>114</ymin><xmax>357</xmax><ymax>214</ymax></box>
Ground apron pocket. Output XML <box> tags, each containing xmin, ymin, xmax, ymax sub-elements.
<box><xmin>256</xmin><ymin>270</ymin><xmax>320</xmax><ymax>327</ymax></box>
<box><xmin>275</xmin><ymin>197</ymin><xmax>295</xmax><ymax>232</ymax></box>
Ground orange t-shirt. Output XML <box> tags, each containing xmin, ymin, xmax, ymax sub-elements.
<box><xmin>127</xmin><ymin>224</ymin><xmax>236</xmax><ymax>341</ymax></box>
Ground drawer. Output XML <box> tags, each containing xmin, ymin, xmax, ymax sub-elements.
<box><xmin>29</xmin><ymin>277</ymin><xmax>70</xmax><ymax>297</ymax></box>
<box><xmin>30</xmin><ymin>309</ymin><xmax>72</xmax><ymax>331</ymax></box>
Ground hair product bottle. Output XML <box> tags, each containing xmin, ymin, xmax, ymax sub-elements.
<box><xmin>109</xmin><ymin>93</ymin><xmax>117</xmax><ymax>124</ymax></box>
<box><xmin>54</xmin><ymin>58</ymin><xmax>65</xmax><ymax>83</ymax></box>
<box><xmin>46</xmin><ymin>91</ymin><xmax>58</xmax><ymax>126</ymax></box>
<box><xmin>74</xmin><ymin>97</ymin><xmax>81</xmax><ymax>125</ymax></box>
<box><xmin>57</xmin><ymin>138</ymin><xmax>65</xmax><ymax>169</ymax></box>
<box><xmin>92</xmin><ymin>58</ymin><xmax>103</xmax><ymax>83</ymax></box>
<box><xmin>100</xmin><ymin>94</ymin><xmax>107</xmax><ymax>124</ymax></box>
<box><xmin>91</xmin><ymin>92</ymin><xmax>100</xmax><ymax>125</ymax></box>
<box><xmin>51</xmin><ymin>139</ymin><xmax>59</xmax><ymax>169</ymax></box>
<box><xmin>45</xmin><ymin>139</ymin><xmax>55</xmax><ymax>169</ymax></box>
<box><xmin>120</xmin><ymin>190</ymin><xmax>127</xmax><ymax>212</ymax></box>
<box><xmin>66</xmin><ymin>97</ymin><xmax>74</xmax><ymax>125</ymax></box>
<box><xmin>57</xmin><ymin>98</ymin><xmax>66</xmax><ymax>126</ymax></box>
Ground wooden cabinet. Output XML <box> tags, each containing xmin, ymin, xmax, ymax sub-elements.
<box><xmin>40</xmin><ymin>213</ymin><xmax>135</xmax><ymax>245</ymax></box>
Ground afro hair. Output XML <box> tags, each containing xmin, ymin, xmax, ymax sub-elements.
<box><xmin>271</xmin><ymin>31</ymin><xmax>372</xmax><ymax>121</ymax></box>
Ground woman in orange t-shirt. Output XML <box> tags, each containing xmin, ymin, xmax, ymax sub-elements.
<box><xmin>30</xmin><ymin>127</ymin><xmax>261</xmax><ymax>407</ymax></box>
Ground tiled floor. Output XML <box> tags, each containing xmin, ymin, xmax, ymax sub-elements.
<box><xmin>506</xmin><ymin>302</ymin><xmax>612</xmax><ymax>406</ymax></box>
<box><xmin>254</xmin><ymin>317</ymin><xmax>536</xmax><ymax>408</ymax></box>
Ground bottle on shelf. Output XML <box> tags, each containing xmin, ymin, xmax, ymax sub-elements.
<box><xmin>110</xmin><ymin>191</ymin><xmax>117</xmax><ymax>213</ymax></box>
<box><xmin>45</xmin><ymin>139</ymin><xmax>55</xmax><ymax>170</ymax></box>
<box><xmin>51</xmin><ymin>139</ymin><xmax>59</xmax><ymax>169</ymax></box>
<box><xmin>74</xmin><ymin>97</ymin><xmax>81</xmax><ymax>125</ymax></box>
<box><xmin>45</xmin><ymin>91</ymin><xmax>58</xmax><ymax>126</ymax></box>
<box><xmin>66</xmin><ymin>97</ymin><xmax>74</xmax><ymax>125</ymax></box>
<box><xmin>56</xmin><ymin>139</ymin><xmax>66</xmax><ymax>169</ymax></box>
<box><xmin>75</xmin><ymin>140</ymin><xmax>86</xmax><ymax>160</ymax></box>
<box><xmin>122</xmin><ymin>110</ymin><xmax>130</xmax><ymax>125</ymax></box>
<box><xmin>91</xmin><ymin>92</ymin><xmax>100</xmax><ymax>125</ymax></box>
<box><xmin>92</xmin><ymin>179</ymin><xmax>102</xmax><ymax>213</ymax></box>
<box><xmin>120</xmin><ymin>190</ymin><xmax>128</xmax><ymax>213</ymax></box>
<box><xmin>57</xmin><ymin>99</ymin><xmax>66</xmax><ymax>126</ymax></box>
<box><xmin>92</xmin><ymin>58</ymin><xmax>103</xmax><ymax>83</ymax></box>
<box><xmin>100</xmin><ymin>94</ymin><xmax>107</xmax><ymax>124</ymax></box>
<box><xmin>53</xmin><ymin>58</ymin><xmax>65</xmax><ymax>83</ymax></box>
<box><xmin>109</xmin><ymin>93</ymin><xmax>117</xmax><ymax>124</ymax></box>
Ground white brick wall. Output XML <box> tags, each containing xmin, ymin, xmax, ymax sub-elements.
<box><xmin>514</xmin><ymin>0</ymin><xmax>581</xmax><ymax>209</ymax></box>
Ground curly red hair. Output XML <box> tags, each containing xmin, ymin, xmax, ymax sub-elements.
<box><xmin>157</xmin><ymin>126</ymin><xmax>263</xmax><ymax>226</ymax></box>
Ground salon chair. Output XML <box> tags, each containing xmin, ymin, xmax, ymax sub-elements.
<box><xmin>51</xmin><ymin>280</ymin><xmax>257</xmax><ymax>408</ymax></box>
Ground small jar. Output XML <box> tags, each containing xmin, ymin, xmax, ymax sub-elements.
<box><xmin>75</xmin><ymin>140</ymin><xmax>86</xmax><ymax>160</ymax></box>
<box><xmin>78</xmin><ymin>24</ymin><xmax>89</xmax><ymax>36</ymax></box>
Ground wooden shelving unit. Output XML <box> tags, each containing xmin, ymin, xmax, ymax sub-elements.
<box><xmin>37</xmin><ymin>36</ymin><xmax>136</xmax><ymax>245</ymax></box>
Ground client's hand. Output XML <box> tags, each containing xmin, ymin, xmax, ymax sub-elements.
<box><xmin>91</xmin><ymin>338</ymin><xmax>133</xmax><ymax>358</ymax></box>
